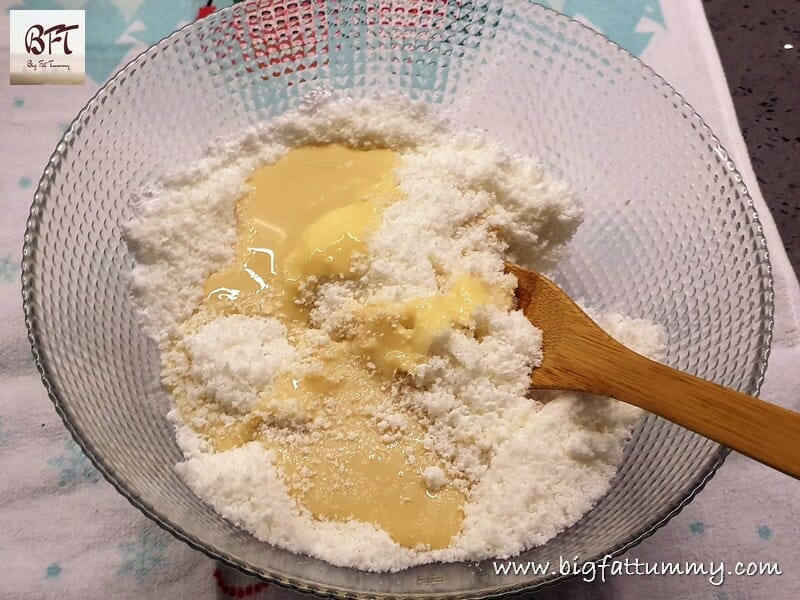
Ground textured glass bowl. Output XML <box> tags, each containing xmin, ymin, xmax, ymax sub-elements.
<box><xmin>22</xmin><ymin>1</ymin><xmax>772</xmax><ymax>597</ymax></box>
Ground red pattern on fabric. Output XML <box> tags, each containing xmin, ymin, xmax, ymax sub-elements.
<box><xmin>213</xmin><ymin>567</ymin><xmax>269</xmax><ymax>597</ymax></box>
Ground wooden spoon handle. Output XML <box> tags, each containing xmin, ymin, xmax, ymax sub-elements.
<box><xmin>509</xmin><ymin>264</ymin><xmax>799</xmax><ymax>477</ymax></box>
<box><xmin>595</xmin><ymin>344</ymin><xmax>800</xmax><ymax>479</ymax></box>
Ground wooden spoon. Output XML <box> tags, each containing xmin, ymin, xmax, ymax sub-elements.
<box><xmin>507</xmin><ymin>263</ymin><xmax>800</xmax><ymax>479</ymax></box>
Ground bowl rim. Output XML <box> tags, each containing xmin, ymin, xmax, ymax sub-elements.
<box><xmin>21</xmin><ymin>2</ymin><xmax>774</xmax><ymax>598</ymax></box>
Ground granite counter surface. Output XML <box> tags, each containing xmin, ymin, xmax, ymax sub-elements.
<box><xmin>704</xmin><ymin>0</ymin><xmax>799</xmax><ymax>276</ymax></box>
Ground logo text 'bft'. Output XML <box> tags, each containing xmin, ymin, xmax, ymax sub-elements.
<box><xmin>10</xmin><ymin>11</ymin><xmax>85</xmax><ymax>85</ymax></box>
<box><xmin>25</xmin><ymin>24</ymin><xmax>80</xmax><ymax>56</ymax></box>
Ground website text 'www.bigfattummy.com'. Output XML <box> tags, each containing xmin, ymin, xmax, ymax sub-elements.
<box><xmin>492</xmin><ymin>555</ymin><xmax>783</xmax><ymax>586</ymax></box>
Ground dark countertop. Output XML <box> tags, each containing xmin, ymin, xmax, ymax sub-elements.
<box><xmin>703</xmin><ymin>0</ymin><xmax>799</xmax><ymax>277</ymax></box>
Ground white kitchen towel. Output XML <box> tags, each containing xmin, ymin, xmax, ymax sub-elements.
<box><xmin>1</xmin><ymin>1</ymin><xmax>798</xmax><ymax>599</ymax></box>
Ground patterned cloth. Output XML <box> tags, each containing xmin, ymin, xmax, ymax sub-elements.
<box><xmin>1</xmin><ymin>1</ymin><xmax>798</xmax><ymax>598</ymax></box>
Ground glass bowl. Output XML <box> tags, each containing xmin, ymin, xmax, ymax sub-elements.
<box><xmin>22</xmin><ymin>1</ymin><xmax>773</xmax><ymax>597</ymax></box>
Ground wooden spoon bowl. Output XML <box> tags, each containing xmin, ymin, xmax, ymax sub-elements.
<box><xmin>507</xmin><ymin>263</ymin><xmax>800</xmax><ymax>479</ymax></box>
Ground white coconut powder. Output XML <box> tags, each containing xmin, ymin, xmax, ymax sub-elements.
<box><xmin>126</xmin><ymin>94</ymin><xmax>666</xmax><ymax>572</ymax></box>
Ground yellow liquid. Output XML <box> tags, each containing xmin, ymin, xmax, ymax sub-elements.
<box><xmin>191</xmin><ymin>144</ymin><xmax>506</xmax><ymax>549</ymax></box>
<box><xmin>203</xmin><ymin>144</ymin><xmax>395</xmax><ymax>305</ymax></box>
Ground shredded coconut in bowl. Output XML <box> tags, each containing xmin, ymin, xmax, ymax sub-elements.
<box><xmin>125</xmin><ymin>94</ymin><xmax>666</xmax><ymax>572</ymax></box>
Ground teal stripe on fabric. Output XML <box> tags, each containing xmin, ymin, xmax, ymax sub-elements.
<box><xmin>536</xmin><ymin>0</ymin><xmax>665</xmax><ymax>56</ymax></box>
